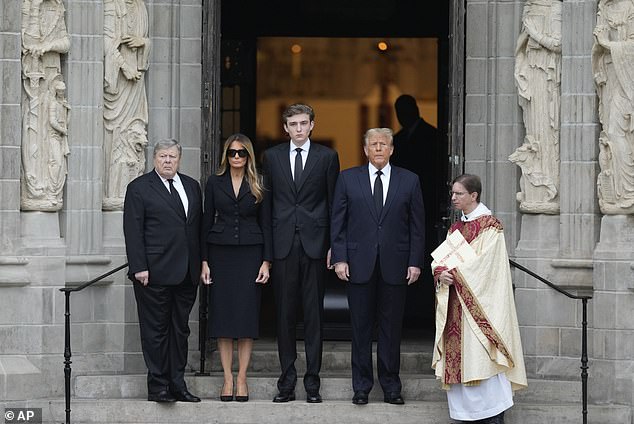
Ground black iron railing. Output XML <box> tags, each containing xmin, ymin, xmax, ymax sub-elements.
<box><xmin>58</xmin><ymin>262</ymin><xmax>128</xmax><ymax>424</ymax></box>
<box><xmin>60</xmin><ymin>260</ymin><xmax>592</xmax><ymax>424</ymax></box>
<box><xmin>509</xmin><ymin>259</ymin><xmax>592</xmax><ymax>424</ymax></box>
<box><xmin>196</xmin><ymin>283</ymin><xmax>211</xmax><ymax>376</ymax></box>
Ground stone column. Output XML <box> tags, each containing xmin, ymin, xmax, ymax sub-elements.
<box><xmin>60</xmin><ymin>0</ymin><xmax>104</xmax><ymax>256</ymax></box>
<box><xmin>464</xmin><ymin>0</ymin><xmax>523</xmax><ymax>245</ymax></box>
<box><xmin>591</xmin><ymin>0</ymin><xmax>634</xmax><ymax>407</ymax></box>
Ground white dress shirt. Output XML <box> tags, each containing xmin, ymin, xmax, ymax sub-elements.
<box><xmin>368</xmin><ymin>162</ymin><xmax>391</xmax><ymax>205</ymax></box>
<box><xmin>157</xmin><ymin>171</ymin><xmax>189</xmax><ymax>217</ymax></box>
<box><xmin>289</xmin><ymin>139</ymin><xmax>311</xmax><ymax>180</ymax></box>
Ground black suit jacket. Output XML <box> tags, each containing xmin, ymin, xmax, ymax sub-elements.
<box><xmin>200</xmin><ymin>173</ymin><xmax>272</xmax><ymax>261</ymax></box>
<box><xmin>262</xmin><ymin>142</ymin><xmax>340</xmax><ymax>260</ymax></box>
<box><xmin>330</xmin><ymin>164</ymin><xmax>425</xmax><ymax>285</ymax></box>
<box><xmin>123</xmin><ymin>170</ymin><xmax>202</xmax><ymax>286</ymax></box>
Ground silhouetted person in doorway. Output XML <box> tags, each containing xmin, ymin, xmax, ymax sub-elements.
<box><xmin>392</xmin><ymin>94</ymin><xmax>448</xmax><ymax>329</ymax></box>
<box><xmin>392</xmin><ymin>94</ymin><xmax>447</xmax><ymax>256</ymax></box>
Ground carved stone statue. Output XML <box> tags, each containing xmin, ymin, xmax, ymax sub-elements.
<box><xmin>593</xmin><ymin>0</ymin><xmax>634</xmax><ymax>214</ymax></box>
<box><xmin>511</xmin><ymin>0</ymin><xmax>562</xmax><ymax>214</ymax></box>
<box><xmin>20</xmin><ymin>0</ymin><xmax>71</xmax><ymax>211</ymax></box>
<box><xmin>47</xmin><ymin>80</ymin><xmax>71</xmax><ymax>198</ymax></box>
<box><xmin>103</xmin><ymin>0</ymin><xmax>150</xmax><ymax>211</ymax></box>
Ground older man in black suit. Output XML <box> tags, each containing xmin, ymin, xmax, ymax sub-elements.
<box><xmin>331</xmin><ymin>128</ymin><xmax>424</xmax><ymax>406</ymax></box>
<box><xmin>262</xmin><ymin>103</ymin><xmax>340</xmax><ymax>403</ymax></box>
<box><xmin>123</xmin><ymin>139</ymin><xmax>202</xmax><ymax>403</ymax></box>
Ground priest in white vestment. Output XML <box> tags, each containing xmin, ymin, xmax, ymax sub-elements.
<box><xmin>432</xmin><ymin>174</ymin><xmax>527</xmax><ymax>423</ymax></box>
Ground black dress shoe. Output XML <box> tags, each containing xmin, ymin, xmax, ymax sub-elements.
<box><xmin>148</xmin><ymin>390</ymin><xmax>176</xmax><ymax>402</ymax></box>
<box><xmin>306</xmin><ymin>392</ymin><xmax>322</xmax><ymax>403</ymax></box>
<box><xmin>174</xmin><ymin>390</ymin><xmax>201</xmax><ymax>402</ymax></box>
<box><xmin>352</xmin><ymin>391</ymin><xmax>368</xmax><ymax>405</ymax></box>
<box><xmin>273</xmin><ymin>391</ymin><xmax>296</xmax><ymax>403</ymax></box>
<box><xmin>383</xmin><ymin>393</ymin><xmax>405</xmax><ymax>405</ymax></box>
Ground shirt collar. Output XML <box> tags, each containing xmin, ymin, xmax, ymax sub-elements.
<box><xmin>156</xmin><ymin>170</ymin><xmax>182</xmax><ymax>184</ymax></box>
<box><xmin>368</xmin><ymin>162</ymin><xmax>391</xmax><ymax>177</ymax></box>
<box><xmin>461</xmin><ymin>202</ymin><xmax>492</xmax><ymax>222</ymax></box>
<box><xmin>290</xmin><ymin>138</ymin><xmax>311</xmax><ymax>153</ymax></box>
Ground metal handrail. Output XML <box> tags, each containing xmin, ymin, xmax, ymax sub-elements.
<box><xmin>196</xmin><ymin>284</ymin><xmax>211</xmax><ymax>376</ymax></box>
<box><xmin>58</xmin><ymin>262</ymin><xmax>128</xmax><ymax>424</ymax></box>
<box><xmin>509</xmin><ymin>259</ymin><xmax>592</xmax><ymax>424</ymax></box>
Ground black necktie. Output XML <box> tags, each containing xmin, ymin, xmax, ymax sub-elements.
<box><xmin>167</xmin><ymin>178</ymin><xmax>185</xmax><ymax>217</ymax></box>
<box><xmin>374</xmin><ymin>170</ymin><xmax>383</xmax><ymax>216</ymax></box>
<box><xmin>294</xmin><ymin>147</ymin><xmax>303</xmax><ymax>187</ymax></box>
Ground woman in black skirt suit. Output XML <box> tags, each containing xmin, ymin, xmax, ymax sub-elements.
<box><xmin>200</xmin><ymin>133</ymin><xmax>272</xmax><ymax>402</ymax></box>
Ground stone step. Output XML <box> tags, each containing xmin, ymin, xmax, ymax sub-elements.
<box><xmin>200</xmin><ymin>339</ymin><xmax>435</xmax><ymax>374</ymax></box>
<box><xmin>28</xmin><ymin>398</ymin><xmax>631</xmax><ymax>424</ymax></box>
<box><xmin>74</xmin><ymin>374</ymin><xmax>584</xmax><ymax>405</ymax></box>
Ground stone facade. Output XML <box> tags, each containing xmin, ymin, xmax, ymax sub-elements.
<box><xmin>464</xmin><ymin>0</ymin><xmax>631</xmax><ymax>417</ymax></box>
<box><xmin>0</xmin><ymin>0</ymin><xmax>633</xmax><ymax>420</ymax></box>
<box><xmin>0</xmin><ymin>0</ymin><xmax>202</xmax><ymax>401</ymax></box>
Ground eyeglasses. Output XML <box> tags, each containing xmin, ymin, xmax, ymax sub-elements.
<box><xmin>450</xmin><ymin>191</ymin><xmax>468</xmax><ymax>197</ymax></box>
<box><xmin>227</xmin><ymin>149</ymin><xmax>248</xmax><ymax>158</ymax></box>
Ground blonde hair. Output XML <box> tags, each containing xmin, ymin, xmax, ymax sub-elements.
<box><xmin>216</xmin><ymin>133</ymin><xmax>264</xmax><ymax>203</ymax></box>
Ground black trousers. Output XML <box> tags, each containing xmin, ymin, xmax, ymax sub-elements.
<box><xmin>346</xmin><ymin>261</ymin><xmax>407</xmax><ymax>395</ymax></box>
<box><xmin>272</xmin><ymin>233</ymin><xmax>325</xmax><ymax>393</ymax></box>
<box><xmin>133</xmin><ymin>277</ymin><xmax>197</xmax><ymax>394</ymax></box>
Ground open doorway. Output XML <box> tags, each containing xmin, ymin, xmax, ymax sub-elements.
<box><xmin>254</xmin><ymin>38</ymin><xmax>438</xmax><ymax>168</ymax></box>
<box><xmin>215</xmin><ymin>1</ymin><xmax>452</xmax><ymax>339</ymax></box>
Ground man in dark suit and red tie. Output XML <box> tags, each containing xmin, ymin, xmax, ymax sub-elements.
<box><xmin>123</xmin><ymin>139</ymin><xmax>202</xmax><ymax>403</ymax></box>
<box><xmin>330</xmin><ymin>127</ymin><xmax>425</xmax><ymax>406</ymax></box>
<box><xmin>262</xmin><ymin>103</ymin><xmax>340</xmax><ymax>404</ymax></box>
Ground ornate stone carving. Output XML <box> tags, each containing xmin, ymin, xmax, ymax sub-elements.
<box><xmin>593</xmin><ymin>0</ymin><xmax>634</xmax><ymax>214</ymax></box>
<box><xmin>20</xmin><ymin>0</ymin><xmax>71</xmax><ymax>211</ymax></box>
<box><xmin>511</xmin><ymin>0</ymin><xmax>562</xmax><ymax>214</ymax></box>
<box><xmin>102</xmin><ymin>0</ymin><xmax>150</xmax><ymax>211</ymax></box>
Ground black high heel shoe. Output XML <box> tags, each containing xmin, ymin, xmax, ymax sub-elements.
<box><xmin>220</xmin><ymin>382</ymin><xmax>234</xmax><ymax>402</ymax></box>
<box><xmin>235</xmin><ymin>383</ymin><xmax>249</xmax><ymax>402</ymax></box>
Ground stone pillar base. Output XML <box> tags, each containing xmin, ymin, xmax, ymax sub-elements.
<box><xmin>20</xmin><ymin>211</ymin><xmax>65</xmax><ymax>254</ymax></box>
<box><xmin>595</xmin><ymin>215</ymin><xmax>634</xmax><ymax>261</ymax></box>
<box><xmin>0</xmin><ymin>356</ymin><xmax>46</xmax><ymax>401</ymax></box>
<box><xmin>103</xmin><ymin>211</ymin><xmax>125</xmax><ymax>254</ymax></box>
<box><xmin>515</xmin><ymin>214</ymin><xmax>560</xmax><ymax>255</ymax></box>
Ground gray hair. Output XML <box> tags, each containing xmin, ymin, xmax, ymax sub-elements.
<box><xmin>363</xmin><ymin>128</ymin><xmax>393</xmax><ymax>145</ymax></box>
<box><xmin>153</xmin><ymin>139</ymin><xmax>182</xmax><ymax>157</ymax></box>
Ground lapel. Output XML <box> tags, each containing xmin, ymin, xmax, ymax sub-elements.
<box><xmin>381</xmin><ymin>166</ymin><xmax>402</xmax><ymax>223</ymax></box>
<box><xmin>356</xmin><ymin>165</ymin><xmax>380</xmax><ymax>223</ymax></box>
<box><xmin>217</xmin><ymin>173</ymin><xmax>236</xmax><ymax>201</ymax></box>
<box><xmin>149</xmin><ymin>170</ymin><xmax>186</xmax><ymax>220</ymax></box>
<box><xmin>218</xmin><ymin>172</ymin><xmax>251</xmax><ymax>202</ymax></box>
<box><xmin>274</xmin><ymin>143</ymin><xmax>296</xmax><ymax>193</ymax></box>
<box><xmin>236</xmin><ymin>177</ymin><xmax>250</xmax><ymax>201</ymax></box>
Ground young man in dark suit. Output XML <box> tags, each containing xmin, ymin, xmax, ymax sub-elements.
<box><xmin>123</xmin><ymin>139</ymin><xmax>202</xmax><ymax>403</ymax></box>
<box><xmin>262</xmin><ymin>104</ymin><xmax>340</xmax><ymax>403</ymax></box>
<box><xmin>330</xmin><ymin>128</ymin><xmax>425</xmax><ymax>406</ymax></box>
